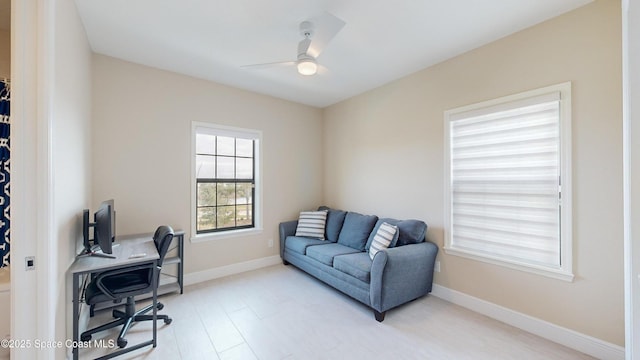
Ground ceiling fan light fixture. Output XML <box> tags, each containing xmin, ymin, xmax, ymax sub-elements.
<box><xmin>297</xmin><ymin>59</ymin><xmax>317</xmax><ymax>76</ymax></box>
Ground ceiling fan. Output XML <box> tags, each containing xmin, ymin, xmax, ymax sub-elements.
<box><xmin>242</xmin><ymin>12</ymin><xmax>346</xmax><ymax>76</ymax></box>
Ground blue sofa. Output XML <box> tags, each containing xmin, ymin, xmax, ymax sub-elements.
<box><xmin>279</xmin><ymin>206</ymin><xmax>438</xmax><ymax>322</ymax></box>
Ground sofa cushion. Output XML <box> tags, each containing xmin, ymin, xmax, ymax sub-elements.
<box><xmin>295</xmin><ymin>210</ymin><xmax>328</xmax><ymax>239</ymax></box>
<box><xmin>366</xmin><ymin>218</ymin><xmax>427</xmax><ymax>249</ymax></box>
<box><xmin>369</xmin><ymin>222</ymin><xmax>398</xmax><ymax>260</ymax></box>
<box><xmin>285</xmin><ymin>236</ymin><xmax>328</xmax><ymax>255</ymax></box>
<box><xmin>365</xmin><ymin>219</ymin><xmax>400</xmax><ymax>250</ymax></box>
<box><xmin>333</xmin><ymin>253</ymin><xmax>372</xmax><ymax>283</ymax></box>
<box><xmin>337</xmin><ymin>212</ymin><xmax>378</xmax><ymax>251</ymax></box>
<box><xmin>306</xmin><ymin>243</ymin><xmax>360</xmax><ymax>266</ymax></box>
<box><xmin>318</xmin><ymin>206</ymin><xmax>347</xmax><ymax>242</ymax></box>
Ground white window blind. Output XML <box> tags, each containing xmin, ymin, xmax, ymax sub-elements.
<box><xmin>444</xmin><ymin>83</ymin><xmax>572</xmax><ymax>280</ymax></box>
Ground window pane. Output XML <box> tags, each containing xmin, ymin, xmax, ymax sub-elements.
<box><xmin>236</xmin><ymin>139</ymin><xmax>253</xmax><ymax>157</ymax></box>
<box><xmin>216</xmin><ymin>183</ymin><xmax>235</xmax><ymax>205</ymax></box>
<box><xmin>196</xmin><ymin>133</ymin><xmax>215</xmax><ymax>155</ymax></box>
<box><xmin>236</xmin><ymin>205</ymin><xmax>252</xmax><ymax>226</ymax></box>
<box><xmin>237</xmin><ymin>183</ymin><xmax>253</xmax><ymax>204</ymax></box>
<box><xmin>197</xmin><ymin>207</ymin><xmax>216</xmax><ymax>232</ymax></box>
<box><xmin>196</xmin><ymin>155</ymin><xmax>215</xmax><ymax>179</ymax></box>
<box><xmin>217</xmin><ymin>136</ymin><xmax>235</xmax><ymax>156</ymax></box>
<box><xmin>217</xmin><ymin>206</ymin><xmax>236</xmax><ymax>229</ymax></box>
<box><xmin>194</xmin><ymin>125</ymin><xmax>260</xmax><ymax>234</ymax></box>
<box><xmin>197</xmin><ymin>183</ymin><xmax>216</xmax><ymax>206</ymax></box>
<box><xmin>217</xmin><ymin>156</ymin><xmax>234</xmax><ymax>178</ymax></box>
<box><xmin>236</xmin><ymin>158</ymin><xmax>253</xmax><ymax>179</ymax></box>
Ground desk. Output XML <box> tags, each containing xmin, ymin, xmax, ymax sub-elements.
<box><xmin>69</xmin><ymin>236</ymin><xmax>159</xmax><ymax>360</ymax></box>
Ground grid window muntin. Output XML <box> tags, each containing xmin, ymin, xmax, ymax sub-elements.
<box><xmin>195</xmin><ymin>134</ymin><xmax>256</xmax><ymax>233</ymax></box>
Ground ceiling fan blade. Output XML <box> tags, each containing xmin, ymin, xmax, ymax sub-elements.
<box><xmin>306</xmin><ymin>12</ymin><xmax>346</xmax><ymax>58</ymax></box>
<box><xmin>298</xmin><ymin>38</ymin><xmax>312</xmax><ymax>57</ymax></box>
<box><xmin>241</xmin><ymin>60</ymin><xmax>297</xmax><ymax>70</ymax></box>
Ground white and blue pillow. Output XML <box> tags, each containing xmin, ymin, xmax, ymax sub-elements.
<box><xmin>295</xmin><ymin>210</ymin><xmax>328</xmax><ymax>240</ymax></box>
<box><xmin>369</xmin><ymin>222</ymin><xmax>398</xmax><ymax>259</ymax></box>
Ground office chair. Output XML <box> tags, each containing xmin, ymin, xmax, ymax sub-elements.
<box><xmin>80</xmin><ymin>225</ymin><xmax>174</xmax><ymax>348</ymax></box>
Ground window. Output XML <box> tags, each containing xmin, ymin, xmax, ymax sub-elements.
<box><xmin>444</xmin><ymin>83</ymin><xmax>573</xmax><ymax>281</ymax></box>
<box><xmin>192</xmin><ymin>123</ymin><xmax>261</xmax><ymax>239</ymax></box>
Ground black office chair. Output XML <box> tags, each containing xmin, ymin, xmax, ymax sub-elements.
<box><xmin>81</xmin><ymin>226</ymin><xmax>174</xmax><ymax>348</ymax></box>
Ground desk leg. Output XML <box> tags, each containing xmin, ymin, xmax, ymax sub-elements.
<box><xmin>178</xmin><ymin>234</ymin><xmax>184</xmax><ymax>294</ymax></box>
<box><xmin>153</xmin><ymin>269</ymin><xmax>157</xmax><ymax>347</ymax></box>
<box><xmin>72</xmin><ymin>273</ymin><xmax>79</xmax><ymax>360</ymax></box>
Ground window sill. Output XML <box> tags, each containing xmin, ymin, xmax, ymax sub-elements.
<box><xmin>190</xmin><ymin>227</ymin><xmax>263</xmax><ymax>243</ymax></box>
<box><xmin>443</xmin><ymin>246</ymin><xmax>575</xmax><ymax>282</ymax></box>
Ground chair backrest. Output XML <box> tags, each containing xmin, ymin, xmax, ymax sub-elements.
<box><xmin>153</xmin><ymin>225</ymin><xmax>174</xmax><ymax>267</ymax></box>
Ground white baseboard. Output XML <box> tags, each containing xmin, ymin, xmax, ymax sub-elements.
<box><xmin>431</xmin><ymin>284</ymin><xmax>625</xmax><ymax>360</ymax></box>
<box><xmin>184</xmin><ymin>255</ymin><xmax>282</xmax><ymax>286</ymax></box>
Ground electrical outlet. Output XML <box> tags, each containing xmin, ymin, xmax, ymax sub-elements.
<box><xmin>268</xmin><ymin>239</ymin><xmax>274</xmax><ymax>248</ymax></box>
<box><xmin>25</xmin><ymin>256</ymin><xmax>35</xmax><ymax>270</ymax></box>
<box><xmin>434</xmin><ymin>261</ymin><xmax>441</xmax><ymax>273</ymax></box>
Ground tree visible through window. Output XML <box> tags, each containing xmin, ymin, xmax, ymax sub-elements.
<box><xmin>195</xmin><ymin>131</ymin><xmax>255</xmax><ymax>233</ymax></box>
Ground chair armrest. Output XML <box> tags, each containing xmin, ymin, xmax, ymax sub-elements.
<box><xmin>95</xmin><ymin>263</ymin><xmax>155</xmax><ymax>300</ymax></box>
<box><xmin>279</xmin><ymin>220</ymin><xmax>298</xmax><ymax>258</ymax></box>
<box><xmin>370</xmin><ymin>241</ymin><xmax>438</xmax><ymax>312</ymax></box>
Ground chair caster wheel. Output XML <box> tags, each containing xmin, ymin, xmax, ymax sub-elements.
<box><xmin>164</xmin><ymin>317</ymin><xmax>172</xmax><ymax>325</ymax></box>
<box><xmin>157</xmin><ymin>303</ymin><xmax>164</xmax><ymax>311</ymax></box>
<box><xmin>117</xmin><ymin>338</ymin><xmax>127</xmax><ymax>348</ymax></box>
<box><xmin>80</xmin><ymin>334</ymin><xmax>91</xmax><ymax>341</ymax></box>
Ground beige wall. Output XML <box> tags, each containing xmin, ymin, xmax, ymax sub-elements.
<box><xmin>53</xmin><ymin>0</ymin><xmax>93</xmax><ymax>356</ymax></box>
<box><xmin>91</xmin><ymin>55</ymin><xmax>323</xmax><ymax>274</ymax></box>
<box><xmin>323</xmin><ymin>0</ymin><xmax>623</xmax><ymax>345</ymax></box>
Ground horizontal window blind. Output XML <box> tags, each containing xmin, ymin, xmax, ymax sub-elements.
<box><xmin>449</xmin><ymin>92</ymin><xmax>561</xmax><ymax>268</ymax></box>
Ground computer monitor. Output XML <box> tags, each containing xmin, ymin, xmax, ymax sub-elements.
<box><xmin>78</xmin><ymin>200</ymin><xmax>117</xmax><ymax>259</ymax></box>
<box><xmin>94</xmin><ymin>202</ymin><xmax>113</xmax><ymax>256</ymax></box>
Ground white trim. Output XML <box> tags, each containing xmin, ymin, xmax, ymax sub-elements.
<box><xmin>37</xmin><ymin>0</ymin><xmax>55</xmax><ymax>357</ymax></box>
<box><xmin>443</xmin><ymin>247</ymin><xmax>574</xmax><ymax>282</ymax></box>
<box><xmin>184</xmin><ymin>255</ymin><xmax>281</xmax><ymax>286</ymax></box>
<box><xmin>622</xmin><ymin>1</ymin><xmax>640</xmax><ymax>358</ymax></box>
<box><xmin>431</xmin><ymin>284</ymin><xmax>624</xmax><ymax>360</ymax></box>
<box><xmin>190</xmin><ymin>121</ymin><xmax>263</xmax><ymax>241</ymax></box>
<box><xmin>443</xmin><ymin>82</ymin><xmax>573</xmax><ymax>281</ymax></box>
<box><xmin>190</xmin><ymin>227</ymin><xmax>263</xmax><ymax>243</ymax></box>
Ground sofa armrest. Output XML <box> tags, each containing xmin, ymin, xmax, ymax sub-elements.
<box><xmin>279</xmin><ymin>220</ymin><xmax>298</xmax><ymax>259</ymax></box>
<box><xmin>370</xmin><ymin>241</ymin><xmax>438</xmax><ymax>312</ymax></box>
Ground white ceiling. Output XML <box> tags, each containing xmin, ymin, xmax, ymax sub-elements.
<box><xmin>74</xmin><ymin>0</ymin><xmax>592</xmax><ymax>108</ymax></box>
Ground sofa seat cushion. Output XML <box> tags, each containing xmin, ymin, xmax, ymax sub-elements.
<box><xmin>285</xmin><ymin>236</ymin><xmax>327</xmax><ymax>255</ymax></box>
<box><xmin>337</xmin><ymin>212</ymin><xmax>378</xmax><ymax>251</ymax></box>
<box><xmin>306</xmin><ymin>243</ymin><xmax>360</xmax><ymax>266</ymax></box>
<box><xmin>333</xmin><ymin>252</ymin><xmax>372</xmax><ymax>283</ymax></box>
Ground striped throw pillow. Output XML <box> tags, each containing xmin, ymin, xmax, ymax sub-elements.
<box><xmin>295</xmin><ymin>210</ymin><xmax>328</xmax><ymax>240</ymax></box>
<box><xmin>369</xmin><ymin>222</ymin><xmax>398</xmax><ymax>260</ymax></box>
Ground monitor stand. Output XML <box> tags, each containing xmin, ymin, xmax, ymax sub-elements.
<box><xmin>77</xmin><ymin>247</ymin><xmax>116</xmax><ymax>259</ymax></box>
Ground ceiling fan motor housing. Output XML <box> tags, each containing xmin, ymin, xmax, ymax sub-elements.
<box><xmin>300</xmin><ymin>20</ymin><xmax>315</xmax><ymax>38</ymax></box>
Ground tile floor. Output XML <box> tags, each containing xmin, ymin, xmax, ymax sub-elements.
<box><xmin>80</xmin><ymin>264</ymin><xmax>595</xmax><ymax>360</ymax></box>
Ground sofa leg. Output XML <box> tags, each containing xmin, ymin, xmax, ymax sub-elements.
<box><xmin>374</xmin><ymin>310</ymin><xmax>386</xmax><ymax>322</ymax></box>
<box><xmin>282</xmin><ymin>259</ymin><xmax>290</xmax><ymax>265</ymax></box>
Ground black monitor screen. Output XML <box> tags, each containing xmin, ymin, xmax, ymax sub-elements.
<box><xmin>94</xmin><ymin>203</ymin><xmax>113</xmax><ymax>255</ymax></box>
<box><xmin>101</xmin><ymin>199</ymin><xmax>116</xmax><ymax>242</ymax></box>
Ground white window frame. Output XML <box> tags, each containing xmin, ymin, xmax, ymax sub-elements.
<box><xmin>191</xmin><ymin>122</ymin><xmax>263</xmax><ymax>243</ymax></box>
<box><xmin>443</xmin><ymin>82</ymin><xmax>573</xmax><ymax>281</ymax></box>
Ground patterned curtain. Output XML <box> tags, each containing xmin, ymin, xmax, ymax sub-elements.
<box><xmin>0</xmin><ymin>80</ymin><xmax>9</xmax><ymax>268</ymax></box>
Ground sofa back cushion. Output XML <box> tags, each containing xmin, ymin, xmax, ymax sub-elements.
<box><xmin>318</xmin><ymin>206</ymin><xmax>347</xmax><ymax>243</ymax></box>
<box><xmin>337</xmin><ymin>212</ymin><xmax>378</xmax><ymax>251</ymax></box>
<box><xmin>366</xmin><ymin>218</ymin><xmax>427</xmax><ymax>249</ymax></box>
